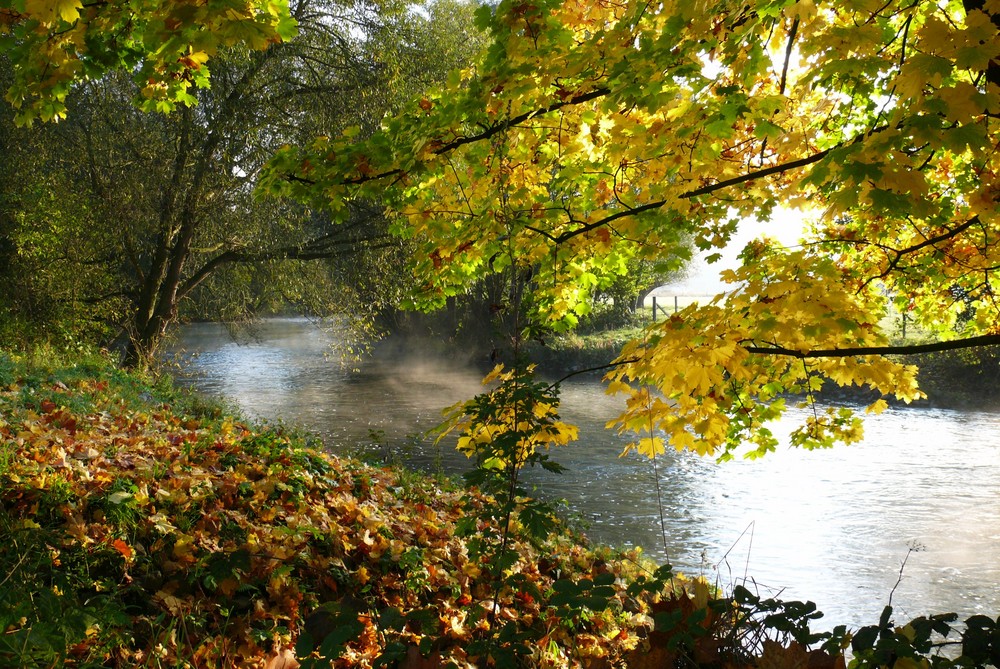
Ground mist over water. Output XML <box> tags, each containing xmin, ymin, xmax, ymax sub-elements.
<box><xmin>167</xmin><ymin>318</ymin><xmax>1000</xmax><ymax>631</ymax></box>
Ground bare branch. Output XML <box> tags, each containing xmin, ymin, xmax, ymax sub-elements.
<box><xmin>778</xmin><ymin>17</ymin><xmax>800</xmax><ymax>95</ymax></box>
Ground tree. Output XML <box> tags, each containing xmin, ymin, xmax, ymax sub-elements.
<box><xmin>0</xmin><ymin>0</ymin><xmax>486</xmax><ymax>365</ymax></box>
<box><xmin>259</xmin><ymin>0</ymin><xmax>1000</xmax><ymax>460</ymax></box>
<box><xmin>0</xmin><ymin>59</ymin><xmax>121</xmax><ymax>346</ymax></box>
<box><xmin>0</xmin><ymin>0</ymin><xmax>296</xmax><ymax>123</ymax></box>
<box><xmin>597</xmin><ymin>257</ymin><xmax>690</xmax><ymax>323</ymax></box>
<box><xmin>0</xmin><ymin>154</ymin><xmax>113</xmax><ymax>346</ymax></box>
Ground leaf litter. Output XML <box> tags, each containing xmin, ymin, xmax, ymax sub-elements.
<box><xmin>0</xmin><ymin>363</ymin><xmax>717</xmax><ymax>668</ymax></box>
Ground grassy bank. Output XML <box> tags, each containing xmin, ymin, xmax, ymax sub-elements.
<box><xmin>0</xmin><ymin>349</ymin><xmax>693</xmax><ymax>667</ymax></box>
<box><xmin>2</xmin><ymin>349</ymin><xmax>996</xmax><ymax>668</ymax></box>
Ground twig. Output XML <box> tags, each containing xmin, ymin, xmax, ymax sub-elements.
<box><xmin>888</xmin><ymin>541</ymin><xmax>924</xmax><ymax>608</ymax></box>
<box><xmin>545</xmin><ymin>356</ymin><xmax>640</xmax><ymax>390</ymax></box>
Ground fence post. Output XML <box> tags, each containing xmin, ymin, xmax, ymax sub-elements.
<box><xmin>652</xmin><ymin>296</ymin><xmax>657</xmax><ymax>322</ymax></box>
<box><xmin>674</xmin><ymin>295</ymin><xmax>679</xmax><ymax>313</ymax></box>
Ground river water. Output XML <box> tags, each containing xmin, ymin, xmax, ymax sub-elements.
<box><xmin>166</xmin><ymin>318</ymin><xmax>1000</xmax><ymax>631</ymax></box>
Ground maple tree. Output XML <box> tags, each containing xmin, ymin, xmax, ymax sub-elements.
<box><xmin>261</xmin><ymin>0</ymin><xmax>1000</xmax><ymax>459</ymax></box>
<box><xmin>0</xmin><ymin>0</ymin><xmax>297</xmax><ymax>124</ymax></box>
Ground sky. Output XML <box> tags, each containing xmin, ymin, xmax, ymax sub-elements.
<box><xmin>656</xmin><ymin>207</ymin><xmax>810</xmax><ymax>297</ymax></box>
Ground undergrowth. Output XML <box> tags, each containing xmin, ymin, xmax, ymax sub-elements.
<box><xmin>0</xmin><ymin>350</ymin><xmax>997</xmax><ymax>667</ymax></box>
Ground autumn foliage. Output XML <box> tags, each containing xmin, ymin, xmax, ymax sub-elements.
<box><xmin>4</xmin><ymin>352</ymin><xmax>999</xmax><ymax>667</ymax></box>
<box><xmin>5</xmin><ymin>0</ymin><xmax>1000</xmax><ymax>663</ymax></box>
<box><xmin>0</xmin><ymin>352</ymin><xmax>721</xmax><ymax>667</ymax></box>
<box><xmin>260</xmin><ymin>0</ymin><xmax>1000</xmax><ymax>459</ymax></box>
<box><xmin>0</xmin><ymin>0</ymin><xmax>296</xmax><ymax>123</ymax></box>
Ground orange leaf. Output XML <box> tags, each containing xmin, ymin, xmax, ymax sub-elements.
<box><xmin>112</xmin><ymin>539</ymin><xmax>133</xmax><ymax>560</ymax></box>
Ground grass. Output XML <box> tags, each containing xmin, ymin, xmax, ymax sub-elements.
<box><xmin>2</xmin><ymin>348</ymin><xmax>995</xmax><ymax>668</ymax></box>
<box><xmin>0</xmin><ymin>349</ymin><xmax>695</xmax><ymax>667</ymax></box>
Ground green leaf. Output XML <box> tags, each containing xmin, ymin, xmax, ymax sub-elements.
<box><xmin>106</xmin><ymin>491</ymin><xmax>132</xmax><ymax>505</ymax></box>
<box><xmin>851</xmin><ymin>625</ymin><xmax>880</xmax><ymax>652</ymax></box>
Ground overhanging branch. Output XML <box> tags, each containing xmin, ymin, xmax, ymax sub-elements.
<box><xmin>744</xmin><ymin>333</ymin><xmax>1000</xmax><ymax>358</ymax></box>
<box><xmin>549</xmin><ymin>126</ymin><xmax>887</xmax><ymax>244</ymax></box>
<box><xmin>177</xmin><ymin>233</ymin><xmax>395</xmax><ymax>300</ymax></box>
<box><xmin>285</xmin><ymin>87</ymin><xmax>614</xmax><ymax>187</ymax></box>
<box><xmin>863</xmin><ymin>215</ymin><xmax>982</xmax><ymax>286</ymax></box>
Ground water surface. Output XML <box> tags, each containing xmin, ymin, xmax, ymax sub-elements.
<box><xmin>167</xmin><ymin>318</ymin><xmax>1000</xmax><ymax>630</ymax></box>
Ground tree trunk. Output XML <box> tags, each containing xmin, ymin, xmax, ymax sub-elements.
<box><xmin>116</xmin><ymin>73</ymin><xmax>254</xmax><ymax>367</ymax></box>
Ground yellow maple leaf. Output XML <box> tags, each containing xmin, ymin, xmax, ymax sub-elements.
<box><xmin>172</xmin><ymin>535</ymin><xmax>197</xmax><ymax>562</ymax></box>
<box><xmin>865</xmin><ymin>399</ymin><xmax>888</xmax><ymax>415</ymax></box>
<box><xmin>23</xmin><ymin>0</ymin><xmax>81</xmax><ymax>24</ymax></box>
<box><xmin>54</xmin><ymin>0</ymin><xmax>81</xmax><ymax>23</ymax></box>
<box><xmin>940</xmin><ymin>82</ymin><xmax>987</xmax><ymax>125</ymax></box>
<box><xmin>627</xmin><ymin>435</ymin><xmax>664</xmax><ymax>458</ymax></box>
<box><xmin>668</xmin><ymin>429</ymin><xmax>697</xmax><ymax>452</ymax></box>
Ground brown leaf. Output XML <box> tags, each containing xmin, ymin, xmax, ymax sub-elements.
<box><xmin>807</xmin><ymin>649</ymin><xmax>846</xmax><ymax>669</ymax></box>
<box><xmin>264</xmin><ymin>646</ymin><xmax>300</xmax><ymax>669</ymax></box>
<box><xmin>758</xmin><ymin>640</ymin><xmax>808</xmax><ymax>669</ymax></box>
<box><xmin>625</xmin><ymin>645</ymin><xmax>677</xmax><ymax>669</ymax></box>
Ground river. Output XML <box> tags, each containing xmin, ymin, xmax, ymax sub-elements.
<box><xmin>166</xmin><ymin>318</ymin><xmax>1000</xmax><ymax>631</ymax></box>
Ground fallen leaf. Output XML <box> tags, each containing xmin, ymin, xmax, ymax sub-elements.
<box><xmin>107</xmin><ymin>491</ymin><xmax>132</xmax><ymax>504</ymax></box>
<box><xmin>264</xmin><ymin>645</ymin><xmax>300</xmax><ymax>669</ymax></box>
<box><xmin>111</xmin><ymin>538</ymin><xmax>133</xmax><ymax>560</ymax></box>
<box><xmin>400</xmin><ymin>645</ymin><xmax>440</xmax><ymax>669</ymax></box>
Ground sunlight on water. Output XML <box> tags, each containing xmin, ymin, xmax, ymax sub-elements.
<box><xmin>167</xmin><ymin>319</ymin><xmax>1000</xmax><ymax>631</ymax></box>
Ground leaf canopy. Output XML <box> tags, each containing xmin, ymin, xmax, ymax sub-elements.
<box><xmin>261</xmin><ymin>0</ymin><xmax>1000</xmax><ymax>458</ymax></box>
<box><xmin>0</xmin><ymin>0</ymin><xmax>296</xmax><ymax>123</ymax></box>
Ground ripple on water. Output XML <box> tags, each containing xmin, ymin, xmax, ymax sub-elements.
<box><xmin>166</xmin><ymin>319</ymin><xmax>1000</xmax><ymax>630</ymax></box>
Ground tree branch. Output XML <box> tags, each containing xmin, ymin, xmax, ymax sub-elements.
<box><xmin>176</xmin><ymin>234</ymin><xmax>395</xmax><ymax>300</ymax></box>
<box><xmin>545</xmin><ymin>357</ymin><xmax>641</xmax><ymax>390</ymax></box>
<box><xmin>293</xmin><ymin>86</ymin><xmax>614</xmax><ymax>187</ymax></box>
<box><xmin>744</xmin><ymin>333</ymin><xmax>1000</xmax><ymax>358</ymax></box>
<box><xmin>548</xmin><ymin>140</ymin><xmax>849</xmax><ymax>244</ymax></box>
<box><xmin>778</xmin><ymin>17</ymin><xmax>800</xmax><ymax>95</ymax></box>
<box><xmin>846</xmin><ymin>215</ymin><xmax>983</xmax><ymax>288</ymax></box>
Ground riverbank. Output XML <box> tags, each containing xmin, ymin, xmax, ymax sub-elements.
<box><xmin>0</xmin><ymin>349</ymin><xmax>712</xmax><ymax>667</ymax></box>
<box><xmin>3</xmin><ymin>349</ymin><xmax>995</xmax><ymax>668</ymax></box>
